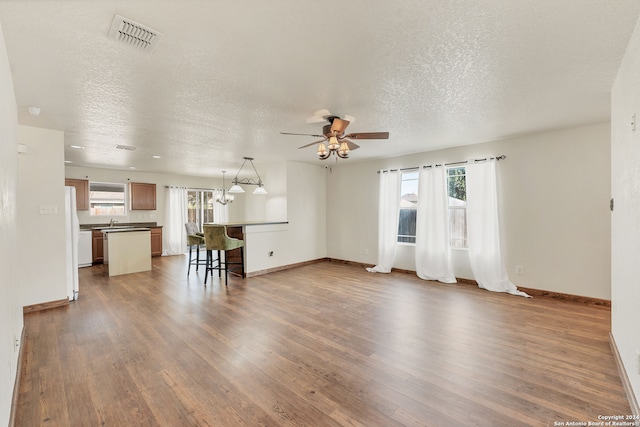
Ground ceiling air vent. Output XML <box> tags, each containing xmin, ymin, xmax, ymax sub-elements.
<box><xmin>108</xmin><ymin>14</ymin><xmax>162</xmax><ymax>53</ymax></box>
<box><xmin>114</xmin><ymin>144</ymin><xmax>136</xmax><ymax>151</ymax></box>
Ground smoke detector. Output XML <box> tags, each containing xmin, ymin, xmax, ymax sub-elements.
<box><xmin>108</xmin><ymin>15</ymin><xmax>163</xmax><ymax>53</ymax></box>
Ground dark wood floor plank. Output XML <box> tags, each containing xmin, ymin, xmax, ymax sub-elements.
<box><xmin>15</xmin><ymin>256</ymin><xmax>632</xmax><ymax>426</ymax></box>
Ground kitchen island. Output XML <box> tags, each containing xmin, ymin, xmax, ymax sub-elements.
<box><xmin>204</xmin><ymin>221</ymin><xmax>288</xmax><ymax>277</ymax></box>
<box><xmin>102</xmin><ymin>228</ymin><xmax>152</xmax><ymax>276</ymax></box>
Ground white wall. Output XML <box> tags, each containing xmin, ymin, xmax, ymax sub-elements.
<box><xmin>231</xmin><ymin>161</ymin><xmax>286</xmax><ymax>223</ymax></box>
<box><xmin>17</xmin><ymin>126</ymin><xmax>68</xmax><ymax>307</ymax></box>
<box><xmin>611</xmin><ymin>15</ymin><xmax>640</xmax><ymax>407</ymax></box>
<box><xmin>245</xmin><ymin>161</ymin><xmax>326</xmax><ymax>273</ymax></box>
<box><xmin>327</xmin><ymin>123</ymin><xmax>611</xmax><ymax>299</ymax></box>
<box><xmin>0</xmin><ymin>23</ymin><xmax>23</xmax><ymax>427</ymax></box>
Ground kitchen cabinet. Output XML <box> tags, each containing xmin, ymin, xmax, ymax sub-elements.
<box><xmin>93</xmin><ymin>226</ymin><xmax>160</xmax><ymax>262</ymax></box>
<box><xmin>151</xmin><ymin>227</ymin><xmax>162</xmax><ymax>257</ymax></box>
<box><xmin>92</xmin><ymin>229</ymin><xmax>104</xmax><ymax>264</ymax></box>
<box><xmin>65</xmin><ymin>178</ymin><xmax>89</xmax><ymax>210</ymax></box>
<box><xmin>129</xmin><ymin>182</ymin><xmax>156</xmax><ymax>210</ymax></box>
<box><xmin>103</xmin><ymin>229</ymin><xmax>151</xmax><ymax>276</ymax></box>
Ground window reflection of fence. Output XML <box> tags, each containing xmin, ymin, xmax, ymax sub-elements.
<box><xmin>449</xmin><ymin>207</ymin><xmax>467</xmax><ymax>248</ymax></box>
<box><xmin>398</xmin><ymin>208</ymin><xmax>417</xmax><ymax>243</ymax></box>
<box><xmin>188</xmin><ymin>190</ymin><xmax>215</xmax><ymax>230</ymax></box>
<box><xmin>91</xmin><ymin>206</ymin><xmax>125</xmax><ymax>216</ymax></box>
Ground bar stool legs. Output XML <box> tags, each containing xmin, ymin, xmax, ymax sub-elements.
<box><xmin>187</xmin><ymin>243</ymin><xmax>205</xmax><ymax>275</ymax></box>
<box><xmin>204</xmin><ymin>248</ymin><xmax>246</xmax><ymax>285</ymax></box>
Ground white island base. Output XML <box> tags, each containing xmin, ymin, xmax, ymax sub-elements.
<box><xmin>103</xmin><ymin>228</ymin><xmax>152</xmax><ymax>277</ymax></box>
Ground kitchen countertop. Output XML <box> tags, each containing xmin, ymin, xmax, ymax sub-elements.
<box><xmin>80</xmin><ymin>222</ymin><xmax>160</xmax><ymax>230</ymax></box>
<box><xmin>205</xmin><ymin>221</ymin><xmax>288</xmax><ymax>227</ymax></box>
<box><xmin>101</xmin><ymin>227</ymin><xmax>151</xmax><ymax>233</ymax></box>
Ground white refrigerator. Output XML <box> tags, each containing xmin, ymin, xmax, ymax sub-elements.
<box><xmin>64</xmin><ymin>186</ymin><xmax>79</xmax><ymax>301</ymax></box>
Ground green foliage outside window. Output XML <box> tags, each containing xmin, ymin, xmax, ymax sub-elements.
<box><xmin>447</xmin><ymin>167</ymin><xmax>466</xmax><ymax>201</ymax></box>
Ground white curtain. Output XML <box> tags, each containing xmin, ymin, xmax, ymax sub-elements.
<box><xmin>415</xmin><ymin>167</ymin><xmax>456</xmax><ymax>283</ymax></box>
<box><xmin>163</xmin><ymin>186</ymin><xmax>188</xmax><ymax>256</ymax></box>
<box><xmin>212</xmin><ymin>189</ymin><xmax>229</xmax><ymax>223</ymax></box>
<box><xmin>367</xmin><ymin>170</ymin><xmax>401</xmax><ymax>273</ymax></box>
<box><xmin>466</xmin><ymin>161</ymin><xmax>530</xmax><ymax>297</ymax></box>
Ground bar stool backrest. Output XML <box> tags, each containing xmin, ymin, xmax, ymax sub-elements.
<box><xmin>203</xmin><ymin>225</ymin><xmax>244</xmax><ymax>251</ymax></box>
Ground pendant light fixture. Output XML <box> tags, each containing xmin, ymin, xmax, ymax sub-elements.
<box><xmin>214</xmin><ymin>171</ymin><xmax>235</xmax><ymax>205</ymax></box>
<box><xmin>228</xmin><ymin>157</ymin><xmax>267</xmax><ymax>194</ymax></box>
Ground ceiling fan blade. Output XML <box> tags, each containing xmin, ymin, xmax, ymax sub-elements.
<box><xmin>330</xmin><ymin>118</ymin><xmax>350</xmax><ymax>135</ymax></box>
<box><xmin>343</xmin><ymin>139</ymin><xmax>360</xmax><ymax>150</ymax></box>
<box><xmin>343</xmin><ymin>132</ymin><xmax>389</xmax><ymax>140</ymax></box>
<box><xmin>281</xmin><ymin>132</ymin><xmax>325</xmax><ymax>138</ymax></box>
<box><xmin>298</xmin><ymin>139</ymin><xmax>326</xmax><ymax>149</ymax></box>
<box><xmin>306</xmin><ymin>109</ymin><xmax>332</xmax><ymax>123</ymax></box>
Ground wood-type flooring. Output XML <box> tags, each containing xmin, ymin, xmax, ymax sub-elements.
<box><xmin>14</xmin><ymin>256</ymin><xmax>632</xmax><ymax>426</ymax></box>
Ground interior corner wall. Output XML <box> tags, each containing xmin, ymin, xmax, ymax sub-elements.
<box><xmin>244</xmin><ymin>161</ymin><xmax>326</xmax><ymax>273</ymax></box>
<box><xmin>0</xmin><ymin>23</ymin><xmax>23</xmax><ymax>427</ymax></box>
<box><xmin>327</xmin><ymin>122</ymin><xmax>611</xmax><ymax>300</ymax></box>
<box><xmin>611</xmin><ymin>15</ymin><xmax>640</xmax><ymax>407</ymax></box>
<box><xmin>17</xmin><ymin>125</ymin><xmax>67</xmax><ymax>307</ymax></box>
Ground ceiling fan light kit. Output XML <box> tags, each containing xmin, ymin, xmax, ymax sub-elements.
<box><xmin>227</xmin><ymin>157</ymin><xmax>267</xmax><ymax>194</ymax></box>
<box><xmin>282</xmin><ymin>113</ymin><xmax>389</xmax><ymax>160</ymax></box>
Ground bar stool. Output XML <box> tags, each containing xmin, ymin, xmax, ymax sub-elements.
<box><xmin>185</xmin><ymin>222</ymin><xmax>206</xmax><ymax>275</ymax></box>
<box><xmin>203</xmin><ymin>224</ymin><xmax>245</xmax><ymax>285</ymax></box>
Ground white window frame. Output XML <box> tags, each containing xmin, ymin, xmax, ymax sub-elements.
<box><xmin>397</xmin><ymin>170</ymin><xmax>418</xmax><ymax>245</ymax></box>
<box><xmin>88</xmin><ymin>181</ymin><xmax>127</xmax><ymax>217</ymax></box>
<box><xmin>447</xmin><ymin>166</ymin><xmax>468</xmax><ymax>249</ymax></box>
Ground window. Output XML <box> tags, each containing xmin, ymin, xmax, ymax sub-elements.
<box><xmin>398</xmin><ymin>171</ymin><xmax>418</xmax><ymax>243</ymax></box>
<box><xmin>395</xmin><ymin>167</ymin><xmax>468</xmax><ymax>247</ymax></box>
<box><xmin>89</xmin><ymin>182</ymin><xmax>126</xmax><ymax>216</ymax></box>
<box><xmin>187</xmin><ymin>190</ymin><xmax>214</xmax><ymax>230</ymax></box>
<box><xmin>447</xmin><ymin>167</ymin><xmax>467</xmax><ymax>248</ymax></box>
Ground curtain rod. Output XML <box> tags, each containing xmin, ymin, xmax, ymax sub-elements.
<box><xmin>377</xmin><ymin>155</ymin><xmax>506</xmax><ymax>173</ymax></box>
<box><xmin>165</xmin><ymin>186</ymin><xmax>221</xmax><ymax>191</ymax></box>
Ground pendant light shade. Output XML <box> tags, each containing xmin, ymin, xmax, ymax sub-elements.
<box><xmin>228</xmin><ymin>183</ymin><xmax>245</xmax><ymax>193</ymax></box>
<box><xmin>228</xmin><ymin>157</ymin><xmax>267</xmax><ymax>194</ymax></box>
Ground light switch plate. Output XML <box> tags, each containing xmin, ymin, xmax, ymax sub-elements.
<box><xmin>38</xmin><ymin>205</ymin><xmax>58</xmax><ymax>215</ymax></box>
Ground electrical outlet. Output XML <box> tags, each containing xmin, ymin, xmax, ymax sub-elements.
<box><xmin>13</xmin><ymin>335</ymin><xmax>19</xmax><ymax>352</ymax></box>
<box><xmin>364</xmin><ymin>248</ymin><xmax>369</xmax><ymax>255</ymax></box>
<box><xmin>515</xmin><ymin>265</ymin><xmax>524</xmax><ymax>275</ymax></box>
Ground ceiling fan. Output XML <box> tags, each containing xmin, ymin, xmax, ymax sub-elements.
<box><xmin>281</xmin><ymin>112</ymin><xmax>389</xmax><ymax>160</ymax></box>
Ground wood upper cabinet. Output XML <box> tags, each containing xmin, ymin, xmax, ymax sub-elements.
<box><xmin>65</xmin><ymin>178</ymin><xmax>89</xmax><ymax>210</ymax></box>
<box><xmin>129</xmin><ymin>182</ymin><xmax>156</xmax><ymax>210</ymax></box>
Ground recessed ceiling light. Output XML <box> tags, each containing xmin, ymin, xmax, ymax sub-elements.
<box><xmin>68</xmin><ymin>145</ymin><xmax>85</xmax><ymax>149</ymax></box>
<box><xmin>151</xmin><ymin>155</ymin><xmax>162</xmax><ymax>159</ymax></box>
<box><xmin>129</xmin><ymin>166</ymin><xmax>136</xmax><ymax>169</ymax></box>
<box><xmin>64</xmin><ymin>160</ymin><xmax>72</xmax><ymax>164</ymax></box>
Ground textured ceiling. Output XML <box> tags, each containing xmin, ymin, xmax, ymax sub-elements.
<box><xmin>1</xmin><ymin>0</ymin><xmax>639</xmax><ymax>177</ymax></box>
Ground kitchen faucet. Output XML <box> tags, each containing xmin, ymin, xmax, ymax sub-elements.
<box><xmin>109</xmin><ymin>218</ymin><xmax>119</xmax><ymax>227</ymax></box>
